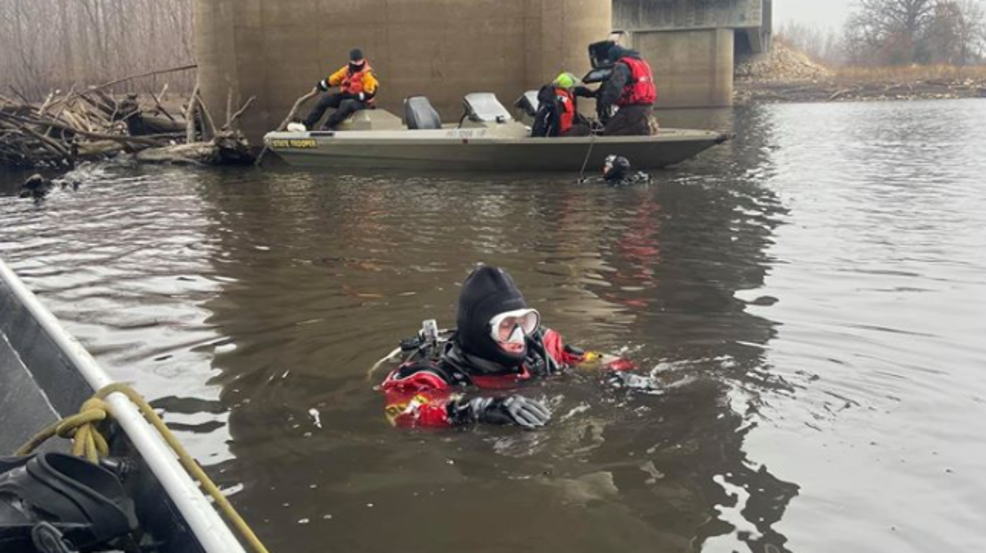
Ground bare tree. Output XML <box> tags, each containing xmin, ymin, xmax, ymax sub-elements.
<box><xmin>0</xmin><ymin>0</ymin><xmax>195</xmax><ymax>100</ymax></box>
<box><xmin>778</xmin><ymin>21</ymin><xmax>847</xmax><ymax>64</ymax></box>
<box><xmin>844</xmin><ymin>0</ymin><xmax>986</xmax><ymax>64</ymax></box>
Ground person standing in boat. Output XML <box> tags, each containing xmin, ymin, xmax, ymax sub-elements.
<box><xmin>379</xmin><ymin>265</ymin><xmax>636</xmax><ymax>429</ymax></box>
<box><xmin>296</xmin><ymin>48</ymin><xmax>379</xmax><ymax>131</ymax></box>
<box><xmin>597</xmin><ymin>44</ymin><xmax>658</xmax><ymax>136</ymax></box>
<box><xmin>531</xmin><ymin>72</ymin><xmax>594</xmax><ymax>137</ymax></box>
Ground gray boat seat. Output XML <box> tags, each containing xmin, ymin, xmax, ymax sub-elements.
<box><xmin>513</xmin><ymin>90</ymin><xmax>540</xmax><ymax>118</ymax></box>
<box><xmin>404</xmin><ymin>96</ymin><xmax>442</xmax><ymax>130</ymax></box>
<box><xmin>333</xmin><ymin>109</ymin><xmax>404</xmax><ymax>131</ymax></box>
<box><xmin>463</xmin><ymin>93</ymin><xmax>513</xmax><ymax>123</ymax></box>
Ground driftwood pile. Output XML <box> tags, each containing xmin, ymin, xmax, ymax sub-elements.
<box><xmin>0</xmin><ymin>67</ymin><xmax>256</xmax><ymax>168</ymax></box>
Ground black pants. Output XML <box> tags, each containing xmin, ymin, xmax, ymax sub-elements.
<box><xmin>604</xmin><ymin>104</ymin><xmax>655</xmax><ymax>136</ymax></box>
<box><xmin>304</xmin><ymin>93</ymin><xmax>366</xmax><ymax>130</ymax></box>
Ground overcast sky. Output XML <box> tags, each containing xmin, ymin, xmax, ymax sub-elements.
<box><xmin>775</xmin><ymin>0</ymin><xmax>856</xmax><ymax>30</ymax></box>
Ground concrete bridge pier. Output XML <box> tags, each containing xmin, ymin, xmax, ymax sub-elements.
<box><xmin>193</xmin><ymin>0</ymin><xmax>611</xmax><ymax>145</ymax></box>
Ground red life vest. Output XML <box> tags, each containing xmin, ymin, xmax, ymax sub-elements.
<box><xmin>617</xmin><ymin>57</ymin><xmax>656</xmax><ymax>107</ymax></box>
<box><xmin>555</xmin><ymin>87</ymin><xmax>575</xmax><ymax>134</ymax></box>
<box><xmin>342</xmin><ymin>63</ymin><xmax>373</xmax><ymax>100</ymax></box>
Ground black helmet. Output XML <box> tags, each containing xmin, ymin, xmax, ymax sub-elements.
<box><xmin>603</xmin><ymin>155</ymin><xmax>631</xmax><ymax>182</ymax></box>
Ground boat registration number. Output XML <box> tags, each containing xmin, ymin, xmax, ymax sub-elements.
<box><xmin>270</xmin><ymin>139</ymin><xmax>318</xmax><ymax>149</ymax></box>
<box><xmin>443</xmin><ymin>129</ymin><xmax>487</xmax><ymax>139</ymax></box>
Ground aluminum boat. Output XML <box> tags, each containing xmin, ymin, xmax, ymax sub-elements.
<box><xmin>264</xmin><ymin>93</ymin><xmax>729</xmax><ymax>171</ymax></box>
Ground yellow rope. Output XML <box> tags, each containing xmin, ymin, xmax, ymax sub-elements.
<box><xmin>15</xmin><ymin>383</ymin><xmax>270</xmax><ymax>553</ymax></box>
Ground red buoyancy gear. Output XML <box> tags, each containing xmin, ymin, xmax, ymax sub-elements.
<box><xmin>555</xmin><ymin>87</ymin><xmax>576</xmax><ymax>134</ymax></box>
<box><xmin>342</xmin><ymin>64</ymin><xmax>374</xmax><ymax>102</ymax></box>
<box><xmin>616</xmin><ymin>57</ymin><xmax>657</xmax><ymax>107</ymax></box>
<box><xmin>381</xmin><ymin>328</ymin><xmax>587</xmax><ymax>428</ymax></box>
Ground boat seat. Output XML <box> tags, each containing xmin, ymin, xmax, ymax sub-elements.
<box><xmin>332</xmin><ymin>109</ymin><xmax>404</xmax><ymax>131</ymax></box>
<box><xmin>463</xmin><ymin>93</ymin><xmax>513</xmax><ymax>123</ymax></box>
<box><xmin>513</xmin><ymin>90</ymin><xmax>540</xmax><ymax>118</ymax></box>
<box><xmin>404</xmin><ymin>96</ymin><xmax>442</xmax><ymax>130</ymax></box>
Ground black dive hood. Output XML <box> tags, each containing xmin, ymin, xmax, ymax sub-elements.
<box><xmin>456</xmin><ymin>266</ymin><xmax>529</xmax><ymax>368</ymax></box>
<box><xmin>584</xmin><ymin>33</ymin><xmax>637</xmax><ymax>84</ymax></box>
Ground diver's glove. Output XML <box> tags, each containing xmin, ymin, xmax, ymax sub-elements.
<box><xmin>461</xmin><ymin>396</ymin><xmax>551</xmax><ymax>429</ymax></box>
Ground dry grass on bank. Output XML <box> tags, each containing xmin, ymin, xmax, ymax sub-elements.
<box><xmin>735</xmin><ymin>39</ymin><xmax>986</xmax><ymax>103</ymax></box>
<box><xmin>834</xmin><ymin>64</ymin><xmax>986</xmax><ymax>83</ymax></box>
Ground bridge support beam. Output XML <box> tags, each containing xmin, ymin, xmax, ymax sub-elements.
<box><xmin>632</xmin><ymin>28</ymin><xmax>734</xmax><ymax>108</ymax></box>
<box><xmin>613</xmin><ymin>0</ymin><xmax>771</xmax><ymax>109</ymax></box>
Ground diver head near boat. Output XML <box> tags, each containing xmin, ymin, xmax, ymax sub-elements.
<box><xmin>379</xmin><ymin>265</ymin><xmax>638</xmax><ymax>429</ymax></box>
<box><xmin>577</xmin><ymin>155</ymin><xmax>651</xmax><ymax>186</ymax></box>
<box><xmin>603</xmin><ymin>154</ymin><xmax>651</xmax><ymax>186</ymax></box>
<box><xmin>296</xmin><ymin>47</ymin><xmax>379</xmax><ymax>131</ymax></box>
<box><xmin>604</xmin><ymin>154</ymin><xmax>632</xmax><ymax>182</ymax></box>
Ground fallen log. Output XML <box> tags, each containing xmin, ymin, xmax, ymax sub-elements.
<box><xmin>135</xmin><ymin>131</ymin><xmax>253</xmax><ymax>165</ymax></box>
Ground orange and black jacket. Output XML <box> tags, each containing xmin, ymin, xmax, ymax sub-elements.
<box><xmin>318</xmin><ymin>63</ymin><xmax>379</xmax><ymax>101</ymax></box>
<box><xmin>381</xmin><ymin>329</ymin><xmax>633</xmax><ymax>428</ymax></box>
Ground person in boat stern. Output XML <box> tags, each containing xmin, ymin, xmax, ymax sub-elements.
<box><xmin>597</xmin><ymin>43</ymin><xmax>658</xmax><ymax>136</ymax></box>
<box><xmin>531</xmin><ymin>72</ymin><xmax>595</xmax><ymax>138</ymax></box>
<box><xmin>297</xmin><ymin>48</ymin><xmax>379</xmax><ymax>131</ymax></box>
<box><xmin>380</xmin><ymin>265</ymin><xmax>635</xmax><ymax>429</ymax></box>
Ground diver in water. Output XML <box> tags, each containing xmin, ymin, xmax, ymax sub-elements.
<box><xmin>18</xmin><ymin>174</ymin><xmax>52</xmax><ymax>201</ymax></box>
<box><xmin>579</xmin><ymin>155</ymin><xmax>651</xmax><ymax>186</ymax></box>
<box><xmin>379</xmin><ymin>265</ymin><xmax>635</xmax><ymax>429</ymax></box>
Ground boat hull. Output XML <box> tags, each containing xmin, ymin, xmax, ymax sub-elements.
<box><xmin>265</xmin><ymin>128</ymin><xmax>729</xmax><ymax>171</ymax></box>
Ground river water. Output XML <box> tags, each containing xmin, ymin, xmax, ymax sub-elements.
<box><xmin>2</xmin><ymin>100</ymin><xmax>985</xmax><ymax>552</ymax></box>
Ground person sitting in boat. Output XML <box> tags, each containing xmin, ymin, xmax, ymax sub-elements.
<box><xmin>380</xmin><ymin>265</ymin><xmax>635</xmax><ymax>429</ymax></box>
<box><xmin>297</xmin><ymin>48</ymin><xmax>379</xmax><ymax>131</ymax></box>
<box><xmin>597</xmin><ymin>44</ymin><xmax>658</xmax><ymax>136</ymax></box>
<box><xmin>531</xmin><ymin>72</ymin><xmax>595</xmax><ymax>138</ymax></box>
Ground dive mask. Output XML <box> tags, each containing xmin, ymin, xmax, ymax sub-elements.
<box><xmin>489</xmin><ymin>308</ymin><xmax>541</xmax><ymax>344</ymax></box>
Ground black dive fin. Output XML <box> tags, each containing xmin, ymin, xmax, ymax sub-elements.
<box><xmin>0</xmin><ymin>453</ymin><xmax>137</xmax><ymax>551</ymax></box>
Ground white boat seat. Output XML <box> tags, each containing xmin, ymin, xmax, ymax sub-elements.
<box><xmin>404</xmin><ymin>96</ymin><xmax>442</xmax><ymax>130</ymax></box>
<box><xmin>513</xmin><ymin>90</ymin><xmax>540</xmax><ymax>117</ymax></box>
<box><xmin>463</xmin><ymin>93</ymin><xmax>513</xmax><ymax>123</ymax></box>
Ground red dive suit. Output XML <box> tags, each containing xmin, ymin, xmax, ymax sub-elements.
<box><xmin>381</xmin><ymin>329</ymin><xmax>633</xmax><ymax>428</ymax></box>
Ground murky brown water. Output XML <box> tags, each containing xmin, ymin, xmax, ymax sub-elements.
<box><xmin>2</xmin><ymin>100</ymin><xmax>986</xmax><ymax>552</ymax></box>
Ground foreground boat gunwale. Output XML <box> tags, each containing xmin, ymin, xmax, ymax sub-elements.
<box><xmin>0</xmin><ymin>258</ymin><xmax>247</xmax><ymax>553</ymax></box>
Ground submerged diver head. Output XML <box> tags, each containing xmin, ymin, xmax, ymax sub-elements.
<box><xmin>603</xmin><ymin>155</ymin><xmax>631</xmax><ymax>182</ymax></box>
<box><xmin>456</xmin><ymin>266</ymin><xmax>540</xmax><ymax>368</ymax></box>
<box><xmin>349</xmin><ymin>48</ymin><xmax>366</xmax><ymax>72</ymax></box>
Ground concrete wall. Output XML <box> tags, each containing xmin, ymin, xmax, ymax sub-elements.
<box><xmin>193</xmin><ymin>0</ymin><xmax>611</xmax><ymax>143</ymax></box>
<box><xmin>633</xmin><ymin>28</ymin><xmax>734</xmax><ymax>108</ymax></box>
<box><xmin>613</xmin><ymin>0</ymin><xmax>763</xmax><ymax>31</ymax></box>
